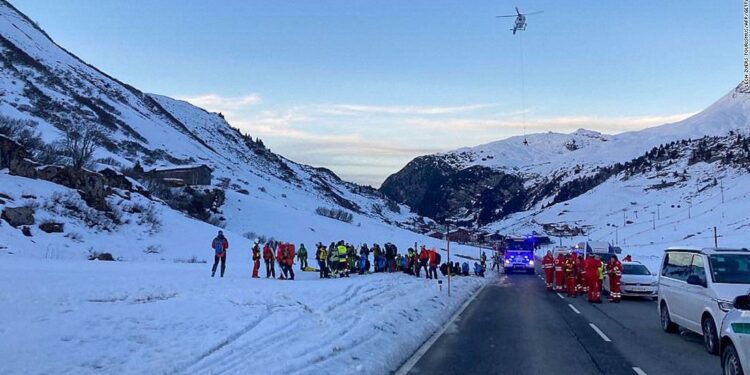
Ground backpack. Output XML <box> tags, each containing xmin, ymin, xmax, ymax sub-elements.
<box><xmin>435</xmin><ymin>252</ymin><xmax>442</xmax><ymax>264</ymax></box>
<box><xmin>213</xmin><ymin>238</ymin><xmax>224</xmax><ymax>255</ymax></box>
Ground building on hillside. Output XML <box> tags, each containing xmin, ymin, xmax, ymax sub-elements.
<box><xmin>427</xmin><ymin>231</ymin><xmax>445</xmax><ymax>240</ymax></box>
<box><xmin>448</xmin><ymin>228</ymin><xmax>473</xmax><ymax>244</ymax></box>
<box><xmin>146</xmin><ymin>164</ymin><xmax>212</xmax><ymax>186</ymax></box>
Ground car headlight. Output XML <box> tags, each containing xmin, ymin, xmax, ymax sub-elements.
<box><xmin>718</xmin><ymin>300</ymin><xmax>734</xmax><ymax>312</ymax></box>
<box><xmin>505</xmin><ymin>259</ymin><xmax>510</xmax><ymax>264</ymax></box>
<box><xmin>528</xmin><ymin>260</ymin><xmax>535</xmax><ymax>266</ymax></box>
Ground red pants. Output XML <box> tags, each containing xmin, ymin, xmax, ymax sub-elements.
<box><xmin>555</xmin><ymin>270</ymin><xmax>565</xmax><ymax>291</ymax></box>
<box><xmin>566</xmin><ymin>276</ymin><xmax>577</xmax><ymax>297</ymax></box>
<box><xmin>576</xmin><ymin>273</ymin><xmax>589</xmax><ymax>294</ymax></box>
<box><xmin>609</xmin><ymin>275</ymin><xmax>621</xmax><ymax>301</ymax></box>
<box><xmin>587</xmin><ymin>276</ymin><xmax>601</xmax><ymax>302</ymax></box>
<box><xmin>544</xmin><ymin>269</ymin><xmax>554</xmax><ymax>290</ymax></box>
<box><xmin>252</xmin><ymin>260</ymin><xmax>260</xmax><ymax>278</ymax></box>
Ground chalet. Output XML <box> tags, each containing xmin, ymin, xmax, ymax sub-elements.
<box><xmin>447</xmin><ymin>228</ymin><xmax>473</xmax><ymax>244</ymax></box>
<box><xmin>146</xmin><ymin>164</ymin><xmax>212</xmax><ymax>186</ymax></box>
<box><xmin>427</xmin><ymin>231</ymin><xmax>444</xmax><ymax>240</ymax></box>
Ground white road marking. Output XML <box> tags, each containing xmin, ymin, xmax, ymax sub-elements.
<box><xmin>568</xmin><ymin>304</ymin><xmax>581</xmax><ymax>314</ymax></box>
<box><xmin>589</xmin><ymin>323</ymin><xmax>612</xmax><ymax>342</ymax></box>
<box><xmin>557</xmin><ymin>293</ymin><xmax>565</xmax><ymax>299</ymax></box>
<box><xmin>394</xmin><ymin>282</ymin><xmax>487</xmax><ymax>375</ymax></box>
<box><xmin>632</xmin><ymin>367</ymin><xmax>647</xmax><ymax>375</ymax></box>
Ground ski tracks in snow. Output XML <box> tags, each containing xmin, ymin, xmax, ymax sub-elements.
<box><xmin>176</xmin><ymin>274</ymin><xmax>480</xmax><ymax>375</ymax></box>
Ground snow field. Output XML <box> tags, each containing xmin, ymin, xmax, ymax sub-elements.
<box><xmin>0</xmin><ymin>257</ymin><xmax>488</xmax><ymax>375</ymax></box>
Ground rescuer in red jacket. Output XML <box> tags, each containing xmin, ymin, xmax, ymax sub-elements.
<box><xmin>554</xmin><ymin>252</ymin><xmax>566</xmax><ymax>292</ymax></box>
<box><xmin>542</xmin><ymin>251</ymin><xmax>555</xmax><ymax>291</ymax></box>
<box><xmin>564</xmin><ymin>254</ymin><xmax>577</xmax><ymax>297</ymax></box>
<box><xmin>585</xmin><ymin>255</ymin><xmax>603</xmax><ymax>303</ymax></box>
<box><xmin>575</xmin><ymin>253</ymin><xmax>585</xmax><ymax>295</ymax></box>
<box><xmin>607</xmin><ymin>255</ymin><xmax>623</xmax><ymax>303</ymax></box>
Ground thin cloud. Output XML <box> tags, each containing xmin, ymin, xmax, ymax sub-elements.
<box><xmin>178</xmin><ymin>94</ymin><xmax>262</xmax><ymax>113</ymax></box>
<box><xmin>405</xmin><ymin>112</ymin><xmax>697</xmax><ymax>134</ymax></box>
<box><xmin>317</xmin><ymin>103</ymin><xmax>496</xmax><ymax>116</ymax></box>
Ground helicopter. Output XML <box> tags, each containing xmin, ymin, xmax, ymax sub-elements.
<box><xmin>496</xmin><ymin>7</ymin><xmax>543</xmax><ymax>35</ymax></box>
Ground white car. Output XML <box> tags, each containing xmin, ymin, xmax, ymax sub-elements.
<box><xmin>604</xmin><ymin>261</ymin><xmax>657</xmax><ymax>300</ymax></box>
<box><xmin>721</xmin><ymin>295</ymin><xmax>750</xmax><ymax>375</ymax></box>
<box><xmin>658</xmin><ymin>247</ymin><xmax>750</xmax><ymax>355</ymax></box>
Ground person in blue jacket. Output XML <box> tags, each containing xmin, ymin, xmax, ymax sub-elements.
<box><xmin>462</xmin><ymin>262</ymin><xmax>470</xmax><ymax>276</ymax></box>
<box><xmin>474</xmin><ymin>262</ymin><xmax>485</xmax><ymax>277</ymax></box>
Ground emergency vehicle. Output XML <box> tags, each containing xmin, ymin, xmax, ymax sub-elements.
<box><xmin>503</xmin><ymin>236</ymin><xmax>536</xmax><ymax>274</ymax></box>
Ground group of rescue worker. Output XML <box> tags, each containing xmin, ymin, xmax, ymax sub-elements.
<box><xmin>212</xmin><ymin>230</ymin><xmax>487</xmax><ymax>280</ymax></box>
<box><xmin>541</xmin><ymin>250</ymin><xmax>624</xmax><ymax>303</ymax></box>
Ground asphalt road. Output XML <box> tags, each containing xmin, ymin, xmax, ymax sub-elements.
<box><xmin>405</xmin><ymin>272</ymin><xmax>718</xmax><ymax>375</ymax></box>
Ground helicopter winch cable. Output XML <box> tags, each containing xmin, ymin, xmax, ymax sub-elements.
<box><xmin>519</xmin><ymin>30</ymin><xmax>527</xmax><ymax>144</ymax></box>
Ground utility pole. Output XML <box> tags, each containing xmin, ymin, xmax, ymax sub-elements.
<box><xmin>688</xmin><ymin>199</ymin><xmax>692</xmax><ymax>219</ymax></box>
<box><xmin>714</xmin><ymin>226</ymin><xmax>719</xmax><ymax>247</ymax></box>
<box><xmin>720</xmin><ymin>180</ymin><xmax>725</xmax><ymax>204</ymax></box>
<box><xmin>652</xmin><ymin>212</ymin><xmax>656</xmax><ymax>230</ymax></box>
<box><xmin>623</xmin><ymin>209</ymin><xmax>627</xmax><ymax>227</ymax></box>
<box><xmin>614</xmin><ymin>225</ymin><xmax>619</xmax><ymax>245</ymax></box>
<box><xmin>656</xmin><ymin>203</ymin><xmax>662</xmax><ymax>220</ymax></box>
<box><xmin>446</xmin><ymin>222</ymin><xmax>451</xmax><ymax>297</ymax></box>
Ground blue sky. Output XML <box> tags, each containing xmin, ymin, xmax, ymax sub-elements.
<box><xmin>12</xmin><ymin>0</ymin><xmax>743</xmax><ymax>186</ymax></box>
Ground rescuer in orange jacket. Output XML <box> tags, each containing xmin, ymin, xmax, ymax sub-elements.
<box><xmin>554</xmin><ymin>252</ymin><xmax>566</xmax><ymax>292</ymax></box>
<box><xmin>564</xmin><ymin>254</ymin><xmax>577</xmax><ymax>297</ymax></box>
<box><xmin>607</xmin><ymin>255</ymin><xmax>623</xmax><ymax>303</ymax></box>
<box><xmin>542</xmin><ymin>251</ymin><xmax>555</xmax><ymax>291</ymax></box>
<box><xmin>585</xmin><ymin>255</ymin><xmax>603</xmax><ymax>303</ymax></box>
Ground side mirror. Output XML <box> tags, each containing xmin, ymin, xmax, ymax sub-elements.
<box><xmin>686</xmin><ymin>275</ymin><xmax>706</xmax><ymax>288</ymax></box>
<box><xmin>735</xmin><ymin>295</ymin><xmax>750</xmax><ymax>311</ymax></box>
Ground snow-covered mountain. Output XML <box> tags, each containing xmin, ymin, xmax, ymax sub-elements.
<box><xmin>381</xmin><ymin>85</ymin><xmax>750</xmax><ymax>244</ymax></box>
<box><xmin>0</xmin><ymin>0</ymin><xmax>437</xmax><ymax>261</ymax></box>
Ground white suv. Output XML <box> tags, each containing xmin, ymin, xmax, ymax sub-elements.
<box><xmin>658</xmin><ymin>247</ymin><xmax>750</xmax><ymax>355</ymax></box>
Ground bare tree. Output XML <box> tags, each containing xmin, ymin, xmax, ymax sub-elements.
<box><xmin>63</xmin><ymin>122</ymin><xmax>106</xmax><ymax>170</ymax></box>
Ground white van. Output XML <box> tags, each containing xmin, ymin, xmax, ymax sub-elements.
<box><xmin>658</xmin><ymin>247</ymin><xmax>750</xmax><ymax>355</ymax></box>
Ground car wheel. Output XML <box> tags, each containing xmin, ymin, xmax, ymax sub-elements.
<box><xmin>660</xmin><ymin>302</ymin><xmax>678</xmax><ymax>333</ymax></box>
<box><xmin>702</xmin><ymin>316</ymin><xmax>720</xmax><ymax>355</ymax></box>
<box><xmin>723</xmin><ymin>342</ymin><xmax>744</xmax><ymax>375</ymax></box>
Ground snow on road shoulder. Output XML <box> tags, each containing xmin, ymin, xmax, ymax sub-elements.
<box><xmin>0</xmin><ymin>257</ymin><xmax>489</xmax><ymax>375</ymax></box>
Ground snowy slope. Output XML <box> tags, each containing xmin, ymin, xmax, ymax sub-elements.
<box><xmin>444</xmin><ymin>88</ymin><xmax>750</xmax><ymax>177</ymax></box>
<box><xmin>488</xmin><ymin>134</ymin><xmax>750</xmax><ymax>272</ymax></box>
<box><xmin>0</xmin><ymin>0</ymin><xmax>428</xmax><ymax>244</ymax></box>
<box><xmin>382</xmin><ymin>85</ymin><xmax>750</xmax><ymax>227</ymax></box>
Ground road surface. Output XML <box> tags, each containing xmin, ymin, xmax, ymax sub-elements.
<box><xmin>404</xmin><ymin>272</ymin><xmax>717</xmax><ymax>375</ymax></box>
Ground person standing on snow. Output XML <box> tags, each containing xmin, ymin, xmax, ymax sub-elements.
<box><xmin>427</xmin><ymin>248</ymin><xmax>440</xmax><ymax>279</ymax></box>
<box><xmin>607</xmin><ymin>255</ymin><xmax>623</xmax><ymax>303</ymax></box>
<box><xmin>251</xmin><ymin>239</ymin><xmax>261</xmax><ymax>278</ymax></box>
<box><xmin>542</xmin><ymin>250</ymin><xmax>555</xmax><ymax>291</ymax></box>
<box><xmin>315</xmin><ymin>243</ymin><xmax>329</xmax><ymax>278</ymax></box>
<box><xmin>554</xmin><ymin>252</ymin><xmax>565</xmax><ymax>292</ymax></box>
<box><xmin>211</xmin><ymin>230</ymin><xmax>229</xmax><ymax>277</ymax></box>
<box><xmin>418</xmin><ymin>246</ymin><xmax>429</xmax><ymax>278</ymax></box>
<box><xmin>262</xmin><ymin>242</ymin><xmax>276</xmax><ymax>279</ymax></box>
<box><xmin>279</xmin><ymin>243</ymin><xmax>295</xmax><ymax>280</ymax></box>
<box><xmin>297</xmin><ymin>244</ymin><xmax>308</xmax><ymax>270</ymax></box>
<box><xmin>337</xmin><ymin>241</ymin><xmax>349</xmax><ymax>277</ymax></box>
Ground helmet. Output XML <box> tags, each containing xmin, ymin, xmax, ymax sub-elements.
<box><xmin>254</xmin><ymin>239</ymin><xmax>260</xmax><ymax>244</ymax></box>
